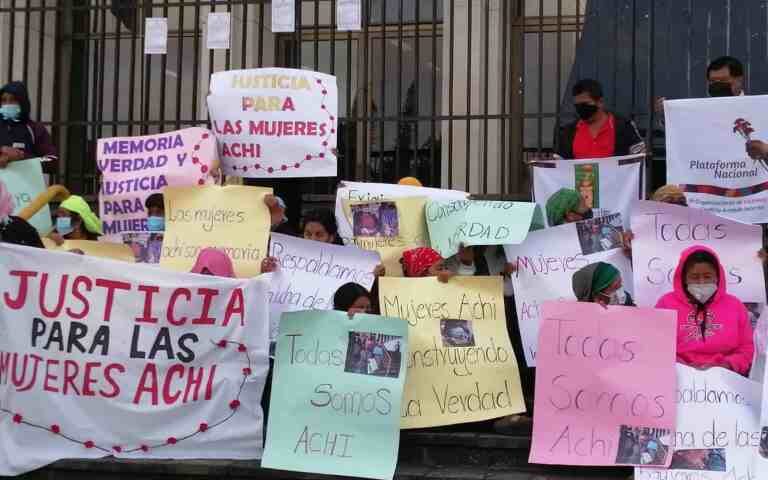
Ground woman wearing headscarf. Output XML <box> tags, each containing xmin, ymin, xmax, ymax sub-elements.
<box><xmin>545</xmin><ymin>188</ymin><xmax>592</xmax><ymax>226</ymax></box>
<box><xmin>400</xmin><ymin>246</ymin><xmax>453</xmax><ymax>281</ymax></box>
<box><xmin>572</xmin><ymin>261</ymin><xmax>634</xmax><ymax>306</ymax></box>
<box><xmin>51</xmin><ymin>195</ymin><xmax>102</xmax><ymax>243</ymax></box>
<box><xmin>190</xmin><ymin>247</ymin><xmax>236</xmax><ymax>278</ymax></box>
<box><xmin>0</xmin><ymin>179</ymin><xmax>43</xmax><ymax>248</ymax></box>
<box><xmin>656</xmin><ymin>246</ymin><xmax>753</xmax><ymax>375</ymax></box>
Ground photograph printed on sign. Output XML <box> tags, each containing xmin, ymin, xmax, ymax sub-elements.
<box><xmin>351</xmin><ymin>201</ymin><xmax>399</xmax><ymax>238</ymax></box>
<box><xmin>574</xmin><ymin>163</ymin><xmax>600</xmax><ymax>210</ymax></box>
<box><xmin>343</xmin><ymin>331</ymin><xmax>403</xmax><ymax>378</ymax></box>
<box><xmin>123</xmin><ymin>232</ymin><xmax>164</xmax><ymax>264</ymax></box>
<box><xmin>576</xmin><ymin>214</ymin><xmax>624</xmax><ymax>256</ymax></box>
<box><xmin>744</xmin><ymin>302</ymin><xmax>765</xmax><ymax>330</ymax></box>
<box><xmin>761</xmin><ymin>428</ymin><xmax>768</xmax><ymax>458</ymax></box>
<box><xmin>439</xmin><ymin>319</ymin><xmax>476</xmax><ymax>347</ymax></box>
<box><xmin>668</xmin><ymin>449</ymin><xmax>726</xmax><ymax>472</ymax></box>
<box><xmin>615</xmin><ymin>426</ymin><xmax>672</xmax><ymax>466</ymax></box>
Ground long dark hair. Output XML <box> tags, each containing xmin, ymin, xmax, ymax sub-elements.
<box><xmin>333</xmin><ymin>282</ymin><xmax>371</xmax><ymax>311</ymax></box>
<box><xmin>682</xmin><ymin>249</ymin><xmax>719</xmax><ymax>336</ymax></box>
<box><xmin>301</xmin><ymin>208</ymin><xmax>342</xmax><ymax>245</ymax></box>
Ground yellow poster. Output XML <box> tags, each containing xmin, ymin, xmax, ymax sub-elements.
<box><xmin>43</xmin><ymin>238</ymin><xmax>136</xmax><ymax>262</ymax></box>
<box><xmin>342</xmin><ymin>196</ymin><xmax>429</xmax><ymax>276</ymax></box>
<box><xmin>379</xmin><ymin>276</ymin><xmax>525</xmax><ymax>428</ymax></box>
<box><xmin>160</xmin><ymin>185</ymin><xmax>272</xmax><ymax>277</ymax></box>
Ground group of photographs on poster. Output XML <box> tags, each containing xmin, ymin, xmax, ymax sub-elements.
<box><xmin>616</xmin><ymin>426</ymin><xmax>672</xmax><ymax>466</ymax></box>
<box><xmin>576</xmin><ymin>213</ymin><xmax>624</xmax><ymax>256</ymax></box>
<box><xmin>351</xmin><ymin>201</ymin><xmax>399</xmax><ymax>238</ymax></box>
<box><xmin>344</xmin><ymin>331</ymin><xmax>403</xmax><ymax>378</ymax></box>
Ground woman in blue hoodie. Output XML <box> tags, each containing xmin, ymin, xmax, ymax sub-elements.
<box><xmin>0</xmin><ymin>81</ymin><xmax>58</xmax><ymax>173</ymax></box>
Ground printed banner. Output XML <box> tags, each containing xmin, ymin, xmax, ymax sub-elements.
<box><xmin>0</xmin><ymin>243</ymin><xmax>270</xmax><ymax>475</ymax></box>
<box><xmin>160</xmin><ymin>185</ymin><xmax>272</xmax><ymax>278</ymax></box>
<box><xmin>532</xmin><ymin>154</ymin><xmax>643</xmax><ymax>228</ymax></box>
<box><xmin>342</xmin><ymin>197</ymin><xmax>429</xmax><ymax>277</ymax></box>
<box><xmin>665</xmin><ymin>95</ymin><xmax>768</xmax><ymax>223</ymax></box>
<box><xmin>262</xmin><ymin>310</ymin><xmax>408</xmax><ymax>480</ymax></box>
<box><xmin>425</xmin><ymin>200</ymin><xmax>537</xmax><ymax>258</ymax></box>
<box><xmin>0</xmin><ymin>158</ymin><xmax>52</xmax><ymax>233</ymax></box>
<box><xmin>207</xmin><ymin>68</ymin><xmax>338</xmax><ymax>178</ymax></box>
<box><xmin>631</xmin><ymin>200</ymin><xmax>765</xmax><ymax>307</ymax></box>
<box><xmin>530</xmin><ymin>301</ymin><xmax>677</xmax><ymax>467</ymax></box>
<box><xmin>504</xmin><ymin>213</ymin><xmax>633</xmax><ymax>366</ymax></box>
<box><xmin>637</xmin><ymin>365</ymin><xmax>761</xmax><ymax>480</ymax></box>
<box><xmin>97</xmin><ymin>127</ymin><xmax>217</xmax><ymax>235</ymax></box>
<box><xmin>267</xmin><ymin>233</ymin><xmax>381</xmax><ymax>340</ymax></box>
<box><xmin>42</xmin><ymin>238</ymin><xmax>136</xmax><ymax>263</ymax></box>
<box><xmin>335</xmin><ymin>181</ymin><xmax>468</xmax><ymax>243</ymax></box>
<box><xmin>379</xmin><ymin>276</ymin><xmax>525</xmax><ymax>429</ymax></box>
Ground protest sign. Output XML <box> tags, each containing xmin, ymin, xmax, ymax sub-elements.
<box><xmin>42</xmin><ymin>238</ymin><xmax>136</xmax><ymax>263</ymax></box>
<box><xmin>342</xmin><ymin>197</ymin><xmax>429</xmax><ymax>276</ymax></box>
<box><xmin>0</xmin><ymin>243</ymin><xmax>270</xmax><ymax>475</ymax></box>
<box><xmin>637</xmin><ymin>365</ymin><xmax>761</xmax><ymax>480</ymax></box>
<box><xmin>379</xmin><ymin>276</ymin><xmax>525</xmax><ymax>429</ymax></box>
<box><xmin>267</xmin><ymin>233</ymin><xmax>381</xmax><ymax>340</ymax></box>
<box><xmin>530</xmin><ymin>301</ymin><xmax>677</xmax><ymax>467</ymax></box>
<box><xmin>207</xmin><ymin>68</ymin><xmax>338</xmax><ymax>178</ymax></box>
<box><xmin>425</xmin><ymin>200</ymin><xmax>536</xmax><ymax>258</ymax></box>
<box><xmin>504</xmin><ymin>213</ymin><xmax>633</xmax><ymax>366</ymax></box>
<box><xmin>97</xmin><ymin>127</ymin><xmax>217</xmax><ymax>235</ymax></box>
<box><xmin>160</xmin><ymin>185</ymin><xmax>272</xmax><ymax>277</ymax></box>
<box><xmin>665</xmin><ymin>95</ymin><xmax>768</xmax><ymax>223</ymax></box>
<box><xmin>532</xmin><ymin>154</ymin><xmax>643</xmax><ymax>227</ymax></box>
<box><xmin>262</xmin><ymin>310</ymin><xmax>407</xmax><ymax>480</ymax></box>
<box><xmin>631</xmin><ymin>200</ymin><xmax>765</xmax><ymax>308</ymax></box>
<box><xmin>335</xmin><ymin>181</ymin><xmax>468</xmax><ymax>243</ymax></box>
<box><xmin>0</xmin><ymin>158</ymin><xmax>52</xmax><ymax>233</ymax></box>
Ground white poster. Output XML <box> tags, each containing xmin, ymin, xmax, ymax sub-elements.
<box><xmin>207</xmin><ymin>68</ymin><xmax>338</xmax><ymax>178</ymax></box>
<box><xmin>337</xmin><ymin>0</ymin><xmax>362</xmax><ymax>31</ymax></box>
<box><xmin>267</xmin><ymin>233</ymin><xmax>381</xmax><ymax>340</ymax></box>
<box><xmin>631</xmin><ymin>200</ymin><xmax>765</xmax><ymax>308</ymax></box>
<box><xmin>532</xmin><ymin>153</ymin><xmax>643</xmax><ymax>228</ymax></box>
<box><xmin>144</xmin><ymin>18</ymin><xmax>168</xmax><ymax>55</ymax></box>
<box><xmin>335</xmin><ymin>181</ymin><xmax>468</xmax><ymax>244</ymax></box>
<box><xmin>207</xmin><ymin>12</ymin><xmax>231</xmax><ymax>50</ymax></box>
<box><xmin>0</xmin><ymin>244</ymin><xmax>270</xmax><ymax>475</ymax></box>
<box><xmin>271</xmin><ymin>0</ymin><xmax>295</xmax><ymax>32</ymax></box>
<box><xmin>637</xmin><ymin>365</ymin><xmax>761</xmax><ymax>480</ymax></box>
<box><xmin>503</xmin><ymin>213</ymin><xmax>634</xmax><ymax>366</ymax></box>
<box><xmin>665</xmin><ymin>95</ymin><xmax>768</xmax><ymax>224</ymax></box>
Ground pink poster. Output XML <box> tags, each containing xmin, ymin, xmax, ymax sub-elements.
<box><xmin>97</xmin><ymin>127</ymin><xmax>217</xmax><ymax>235</ymax></box>
<box><xmin>529</xmin><ymin>301</ymin><xmax>677</xmax><ymax>467</ymax></box>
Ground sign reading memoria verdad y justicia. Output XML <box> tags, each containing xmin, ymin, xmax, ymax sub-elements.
<box><xmin>207</xmin><ymin>68</ymin><xmax>338</xmax><ymax>178</ymax></box>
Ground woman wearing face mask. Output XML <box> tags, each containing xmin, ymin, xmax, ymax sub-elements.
<box><xmin>190</xmin><ymin>247</ymin><xmax>236</xmax><ymax>278</ymax></box>
<box><xmin>144</xmin><ymin>193</ymin><xmax>165</xmax><ymax>232</ymax></box>
<box><xmin>50</xmin><ymin>195</ymin><xmax>102</xmax><ymax>244</ymax></box>
<box><xmin>0</xmin><ymin>81</ymin><xmax>58</xmax><ymax>171</ymax></box>
<box><xmin>656</xmin><ymin>246</ymin><xmax>754</xmax><ymax>375</ymax></box>
<box><xmin>572</xmin><ymin>262</ymin><xmax>635</xmax><ymax>307</ymax></box>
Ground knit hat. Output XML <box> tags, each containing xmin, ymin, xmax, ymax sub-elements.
<box><xmin>572</xmin><ymin>261</ymin><xmax>620</xmax><ymax>301</ymax></box>
<box><xmin>401</xmin><ymin>247</ymin><xmax>443</xmax><ymax>277</ymax></box>
<box><xmin>545</xmin><ymin>188</ymin><xmax>582</xmax><ymax>226</ymax></box>
<box><xmin>190</xmin><ymin>247</ymin><xmax>236</xmax><ymax>278</ymax></box>
<box><xmin>397</xmin><ymin>177</ymin><xmax>423</xmax><ymax>187</ymax></box>
<box><xmin>60</xmin><ymin>195</ymin><xmax>103</xmax><ymax>235</ymax></box>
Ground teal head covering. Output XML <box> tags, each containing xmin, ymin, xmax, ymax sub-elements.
<box><xmin>546</xmin><ymin>188</ymin><xmax>581</xmax><ymax>226</ymax></box>
<box><xmin>572</xmin><ymin>261</ymin><xmax>621</xmax><ymax>301</ymax></box>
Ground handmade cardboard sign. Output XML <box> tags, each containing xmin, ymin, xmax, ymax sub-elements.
<box><xmin>0</xmin><ymin>158</ymin><xmax>52</xmax><ymax>233</ymax></box>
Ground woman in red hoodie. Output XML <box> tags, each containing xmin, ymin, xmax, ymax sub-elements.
<box><xmin>655</xmin><ymin>246</ymin><xmax>754</xmax><ymax>375</ymax></box>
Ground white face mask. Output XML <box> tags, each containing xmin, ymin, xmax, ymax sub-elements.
<box><xmin>687</xmin><ymin>283</ymin><xmax>717</xmax><ymax>304</ymax></box>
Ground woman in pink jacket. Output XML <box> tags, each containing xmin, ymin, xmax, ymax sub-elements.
<box><xmin>655</xmin><ymin>245</ymin><xmax>754</xmax><ymax>375</ymax></box>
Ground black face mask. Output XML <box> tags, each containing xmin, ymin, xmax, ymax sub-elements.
<box><xmin>708</xmin><ymin>81</ymin><xmax>734</xmax><ymax>97</ymax></box>
<box><xmin>574</xmin><ymin>103</ymin><xmax>599</xmax><ymax>120</ymax></box>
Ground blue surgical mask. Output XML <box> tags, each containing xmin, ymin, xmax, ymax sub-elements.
<box><xmin>0</xmin><ymin>104</ymin><xmax>21</xmax><ymax>122</ymax></box>
<box><xmin>147</xmin><ymin>216</ymin><xmax>165</xmax><ymax>232</ymax></box>
<box><xmin>56</xmin><ymin>216</ymin><xmax>73</xmax><ymax>236</ymax></box>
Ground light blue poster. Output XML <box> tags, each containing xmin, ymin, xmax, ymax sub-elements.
<box><xmin>262</xmin><ymin>310</ymin><xmax>408</xmax><ymax>480</ymax></box>
<box><xmin>0</xmin><ymin>158</ymin><xmax>52</xmax><ymax>233</ymax></box>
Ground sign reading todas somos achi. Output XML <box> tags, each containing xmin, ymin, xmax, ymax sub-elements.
<box><xmin>379</xmin><ymin>276</ymin><xmax>525</xmax><ymax>429</ymax></box>
<box><xmin>97</xmin><ymin>127</ymin><xmax>218</xmax><ymax>235</ymax></box>
<box><xmin>529</xmin><ymin>301</ymin><xmax>677</xmax><ymax>467</ymax></box>
<box><xmin>0</xmin><ymin>244</ymin><xmax>270</xmax><ymax>476</ymax></box>
<box><xmin>207</xmin><ymin>68</ymin><xmax>338</xmax><ymax>178</ymax></box>
<box><xmin>262</xmin><ymin>311</ymin><xmax>408</xmax><ymax>480</ymax></box>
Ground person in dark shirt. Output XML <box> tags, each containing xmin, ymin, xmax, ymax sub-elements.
<box><xmin>555</xmin><ymin>79</ymin><xmax>645</xmax><ymax>159</ymax></box>
<box><xmin>0</xmin><ymin>81</ymin><xmax>58</xmax><ymax>173</ymax></box>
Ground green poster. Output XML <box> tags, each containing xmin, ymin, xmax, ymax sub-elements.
<box><xmin>0</xmin><ymin>158</ymin><xmax>52</xmax><ymax>234</ymax></box>
<box><xmin>425</xmin><ymin>200</ymin><xmax>537</xmax><ymax>258</ymax></box>
<box><xmin>262</xmin><ymin>310</ymin><xmax>409</xmax><ymax>480</ymax></box>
